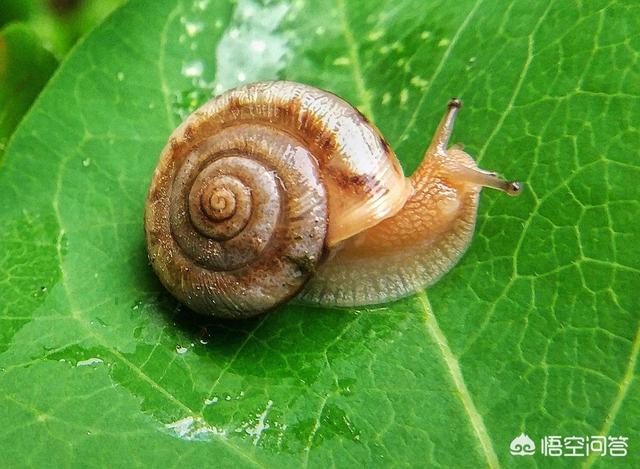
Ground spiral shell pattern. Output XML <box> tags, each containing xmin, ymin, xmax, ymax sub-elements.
<box><xmin>145</xmin><ymin>81</ymin><xmax>410</xmax><ymax>317</ymax></box>
<box><xmin>146</xmin><ymin>122</ymin><xmax>328</xmax><ymax>318</ymax></box>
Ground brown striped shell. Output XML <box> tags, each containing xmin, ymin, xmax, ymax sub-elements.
<box><xmin>144</xmin><ymin>81</ymin><xmax>411</xmax><ymax>318</ymax></box>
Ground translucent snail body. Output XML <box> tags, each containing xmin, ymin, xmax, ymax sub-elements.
<box><xmin>145</xmin><ymin>81</ymin><xmax>520</xmax><ymax>318</ymax></box>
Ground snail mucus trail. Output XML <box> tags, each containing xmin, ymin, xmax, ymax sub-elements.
<box><xmin>144</xmin><ymin>81</ymin><xmax>521</xmax><ymax>318</ymax></box>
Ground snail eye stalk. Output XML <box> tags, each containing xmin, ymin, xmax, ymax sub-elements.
<box><xmin>430</xmin><ymin>97</ymin><xmax>462</xmax><ymax>155</ymax></box>
<box><xmin>425</xmin><ymin>99</ymin><xmax>522</xmax><ymax>197</ymax></box>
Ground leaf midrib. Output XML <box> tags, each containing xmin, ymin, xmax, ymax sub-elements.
<box><xmin>418</xmin><ymin>292</ymin><xmax>500</xmax><ymax>468</ymax></box>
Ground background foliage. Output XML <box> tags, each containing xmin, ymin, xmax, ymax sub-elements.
<box><xmin>0</xmin><ymin>0</ymin><xmax>124</xmax><ymax>153</ymax></box>
<box><xmin>0</xmin><ymin>0</ymin><xmax>638</xmax><ymax>467</ymax></box>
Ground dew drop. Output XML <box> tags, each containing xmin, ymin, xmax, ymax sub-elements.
<box><xmin>176</xmin><ymin>345</ymin><xmax>188</xmax><ymax>355</ymax></box>
<box><xmin>400</xmin><ymin>89</ymin><xmax>409</xmax><ymax>105</ymax></box>
<box><xmin>410</xmin><ymin>76</ymin><xmax>428</xmax><ymax>89</ymax></box>
<box><xmin>195</xmin><ymin>0</ymin><xmax>210</xmax><ymax>10</ymax></box>
<box><xmin>184</xmin><ymin>21</ymin><xmax>203</xmax><ymax>37</ymax></box>
<box><xmin>77</xmin><ymin>357</ymin><xmax>104</xmax><ymax>367</ymax></box>
<box><xmin>182</xmin><ymin>60</ymin><xmax>204</xmax><ymax>77</ymax></box>
<box><xmin>214</xmin><ymin>0</ymin><xmax>290</xmax><ymax>90</ymax></box>
<box><xmin>368</xmin><ymin>30</ymin><xmax>384</xmax><ymax>41</ymax></box>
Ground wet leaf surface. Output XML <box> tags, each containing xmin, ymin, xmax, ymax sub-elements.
<box><xmin>1</xmin><ymin>0</ymin><xmax>638</xmax><ymax>467</ymax></box>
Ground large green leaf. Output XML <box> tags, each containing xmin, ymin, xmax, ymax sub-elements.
<box><xmin>1</xmin><ymin>0</ymin><xmax>638</xmax><ymax>467</ymax></box>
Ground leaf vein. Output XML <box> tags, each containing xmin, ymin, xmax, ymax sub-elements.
<box><xmin>395</xmin><ymin>0</ymin><xmax>483</xmax><ymax>144</ymax></box>
<box><xmin>583</xmin><ymin>321</ymin><xmax>640</xmax><ymax>468</ymax></box>
<box><xmin>476</xmin><ymin>0</ymin><xmax>553</xmax><ymax>164</ymax></box>
<box><xmin>198</xmin><ymin>315</ymin><xmax>270</xmax><ymax>415</ymax></box>
<box><xmin>418</xmin><ymin>292</ymin><xmax>501</xmax><ymax>469</ymax></box>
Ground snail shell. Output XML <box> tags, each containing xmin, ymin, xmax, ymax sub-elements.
<box><xmin>145</xmin><ymin>81</ymin><xmax>520</xmax><ymax>318</ymax></box>
<box><xmin>145</xmin><ymin>81</ymin><xmax>410</xmax><ymax>317</ymax></box>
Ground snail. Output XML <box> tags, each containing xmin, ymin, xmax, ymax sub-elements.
<box><xmin>145</xmin><ymin>81</ymin><xmax>521</xmax><ymax>318</ymax></box>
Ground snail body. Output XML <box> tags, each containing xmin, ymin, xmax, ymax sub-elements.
<box><xmin>145</xmin><ymin>81</ymin><xmax>520</xmax><ymax>318</ymax></box>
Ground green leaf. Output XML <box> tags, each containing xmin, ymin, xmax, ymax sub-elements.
<box><xmin>0</xmin><ymin>23</ymin><xmax>57</xmax><ymax>157</ymax></box>
<box><xmin>1</xmin><ymin>0</ymin><xmax>638</xmax><ymax>467</ymax></box>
